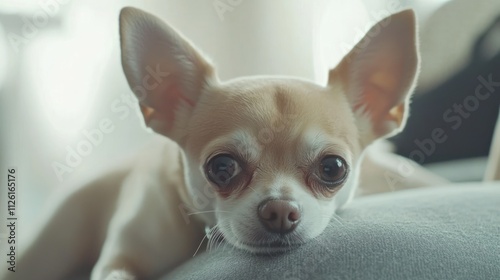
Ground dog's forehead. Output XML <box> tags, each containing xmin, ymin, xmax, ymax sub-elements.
<box><xmin>222</xmin><ymin>77</ymin><xmax>325</xmax><ymax>107</ymax></box>
<box><xmin>187</xmin><ymin>78</ymin><xmax>357</xmax><ymax>156</ymax></box>
<box><xmin>214</xmin><ymin>77</ymin><xmax>346</xmax><ymax>124</ymax></box>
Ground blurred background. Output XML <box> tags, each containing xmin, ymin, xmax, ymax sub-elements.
<box><xmin>0</xmin><ymin>0</ymin><xmax>499</xmax><ymax>246</ymax></box>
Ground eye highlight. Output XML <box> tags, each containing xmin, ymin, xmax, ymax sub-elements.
<box><xmin>315</xmin><ymin>155</ymin><xmax>348</xmax><ymax>187</ymax></box>
<box><xmin>206</xmin><ymin>154</ymin><xmax>241</xmax><ymax>188</ymax></box>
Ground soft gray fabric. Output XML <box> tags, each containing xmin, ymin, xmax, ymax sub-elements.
<box><xmin>163</xmin><ymin>183</ymin><xmax>500</xmax><ymax>280</ymax></box>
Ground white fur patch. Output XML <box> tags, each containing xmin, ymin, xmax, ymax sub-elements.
<box><xmin>200</xmin><ymin>129</ymin><xmax>262</xmax><ymax>163</ymax></box>
<box><xmin>300</xmin><ymin>128</ymin><xmax>352</xmax><ymax>164</ymax></box>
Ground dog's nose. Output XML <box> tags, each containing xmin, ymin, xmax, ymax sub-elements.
<box><xmin>258</xmin><ymin>199</ymin><xmax>301</xmax><ymax>234</ymax></box>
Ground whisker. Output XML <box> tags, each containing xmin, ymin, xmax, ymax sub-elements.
<box><xmin>215</xmin><ymin>233</ymin><xmax>225</xmax><ymax>251</ymax></box>
<box><xmin>193</xmin><ymin>234</ymin><xmax>208</xmax><ymax>257</ymax></box>
<box><xmin>209</xmin><ymin>231</ymin><xmax>219</xmax><ymax>251</ymax></box>
<box><xmin>207</xmin><ymin>227</ymin><xmax>217</xmax><ymax>252</ymax></box>
<box><xmin>330</xmin><ymin>214</ymin><xmax>345</xmax><ymax>227</ymax></box>
<box><xmin>207</xmin><ymin>225</ymin><xmax>224</xmax><ymax>252</ymax></box>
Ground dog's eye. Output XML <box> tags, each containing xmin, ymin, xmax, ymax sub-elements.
<box><xmin>207</xmin><ymin>154</ymin><xmax>241</xmax><ymax>188</ymax></box>
<box><xmin>317</xmin><ymin>156</ymin><xmax>348</xmax><ymax>186</ymax></box>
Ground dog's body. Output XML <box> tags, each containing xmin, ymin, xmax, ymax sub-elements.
<box><xmin>3</xmin><ymin>7</ymin><xmax>421</xmax><ymax>280</ymax></box>
<box><xmin>6</xmin><ymin>138</ymin><xmax>205</xmax><ymax>280</ymax></box>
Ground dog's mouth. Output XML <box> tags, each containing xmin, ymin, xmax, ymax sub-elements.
<box><xmin>237</xmin><ymin>239</ymin><xmax>304</xmax><ymax>253</ymax></box>
<box><xmin>205</xmin><ymin>221</ymin><xmax>306</xmax><ymax>254</ymax></box>
<box><xmin>243</xmin><ymin>239</ymin><xmax>302</xmax><ymax>248</ymax></box>
<box><xmin>231</xmin><ymin>230</ymin><xmax>307</xmax><ymax>253</ymax></box>
<box><xmin>206</xmin><ymin>226</ymin><xmax>307</xmax><ymax>253</ymax></box>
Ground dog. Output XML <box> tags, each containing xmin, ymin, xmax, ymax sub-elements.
<box><xmin>3</xmin><ymin>6</ymin><xmax>419</xmax><ymax>280</ymax></box>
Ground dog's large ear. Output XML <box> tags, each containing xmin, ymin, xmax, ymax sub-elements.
<box><xmin>119</xmin><ymin>7</ymin><xmax>215</xmax><ymax>144</ymax></box>
<box><xmin>329</xmin><ymin>9</ymin><xmax>419</xmax><ymax>146</ymax></box>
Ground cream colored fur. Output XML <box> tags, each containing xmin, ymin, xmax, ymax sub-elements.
<box><xmin>2</xmin><ymin>7</ymin><xmax>424</xmax><ymax>280</ymax></box>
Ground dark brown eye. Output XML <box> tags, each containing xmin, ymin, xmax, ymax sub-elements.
<box><xmin>317</xmin><ymin>156</ymin><xmax>348</xmax><ymax>186</ymax></box>
<box><xmin>207</xmin><ymin>154</ymin><xmax>241</xmax><ymax>188</ymax></box>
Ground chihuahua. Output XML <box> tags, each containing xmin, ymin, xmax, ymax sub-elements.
<box><xmin>4</xmin><ymin>6</ymin><xmax>419</xmax><ymax>280</ymax></box>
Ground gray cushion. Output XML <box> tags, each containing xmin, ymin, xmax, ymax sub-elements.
<box><xmin>163</xmin><ymin>183</ymin><xmax>500</xmax><ymax>280</ymax></box>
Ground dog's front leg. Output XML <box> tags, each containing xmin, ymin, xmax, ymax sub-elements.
<box><xmin>90</xmin><ymin>172</ymin><xmax>205</xmax><ymax>280</ymax></box>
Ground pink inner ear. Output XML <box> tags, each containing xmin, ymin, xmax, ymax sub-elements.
<box><xmin>165</xmin><ymin>81</ymin><xmax>196</xmax><ymax>108</ymax></box>
<box><xmin>145</xmin><ymin>81</ymin><xmax>196</xmax><ymax>132</ymax></box>
<box><xmin>353</xmin><ymin>58</ymin><xmax>405</xmax><ymax>121</ymax></box>
<box><xmin>166</xmin><ymin>83</ymin><xmax>195</xmax><ymax>125</ymax></box>
<box><xmin>354</xmin><ymin>84</ymin><xmax>407</xmax><ymax>136</ymax></box>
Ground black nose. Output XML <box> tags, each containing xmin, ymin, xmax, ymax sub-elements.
<box><xmin>258</xmin><ymin>199</ymin><xmax>301</xmax><ymax>234</ymax></box>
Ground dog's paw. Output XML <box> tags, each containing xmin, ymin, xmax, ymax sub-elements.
<box><xmin>105</xmin><ymin>270</ymin><xmax>136</xmax><ymax>280</ymax></box>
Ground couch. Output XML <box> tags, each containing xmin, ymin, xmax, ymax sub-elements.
<box><xmin>163</xmin><ymin>183</ymin><xmax>500</xmax><ymax>280</ymax></box>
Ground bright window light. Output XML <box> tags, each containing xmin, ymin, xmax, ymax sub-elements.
<box><xmin>27</xmin><ymin>6</ymin><xmax>113</xmax><ymax>137</ymax></box>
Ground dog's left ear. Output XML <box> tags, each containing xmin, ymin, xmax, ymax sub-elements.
<box><xmin>119</xmin><ymin>7</ymin><xmax>215</xmax><ymax>144</ymax></box>
<box><xmin>329</xmin><ymin>9</ymin><xmax>419</xmax><ymax>145</ymax></box>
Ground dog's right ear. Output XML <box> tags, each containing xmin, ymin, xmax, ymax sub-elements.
<box><xmin>119</xmin><ymin>7</ymin><xmax>215</xmax><ymax>144</ymax></box>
